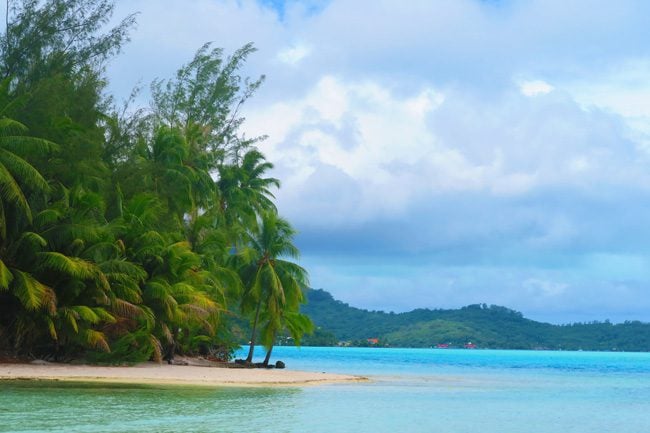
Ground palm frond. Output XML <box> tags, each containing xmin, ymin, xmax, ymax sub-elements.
<box><xmin>33</xmin><ymin>208</ymin><xmax>64</xmax><ymax>229</ymax></box>
<box><xmin>0</xmin><ymin>259</ymin><xmax>13</xmax><ymax>290</ymax></box>
<box><xmin>0</xmin><ymin>148</ymin><xmax>49</xmax><ymax>192</ymax></box>
<box><xmin>0</xmin><ymin>198</ymin><xmax>5</xmax><ymax>239</ymax></box>
<box><xmin>71</xmin><ymin>305</ymin><xmax>101</xmax><ymax>324</ymax></box>
<box><xmin>0</xmin><ymin>134</ymin><xmax>59</xmax><ymax>154</ymax></box>
<box><xmin>100</xmin><ymin>259</ymin><xmax>148</xmax><ymax>282</ymax></box>
<box><xmin>80</xmin><ymin>329</ymin><xmax>110</xmax><ymax>352</ymax></box>
<box><xmin>111</xmin><ymin>298</ymin><xmax>143</xmax><ymax>320</ymax></box>
<box><xmin>45</xmin><ymin>316</ymin><xmax>58</xmax><ymax>341</ymax></box>
<box><xmin>41</xmin><ymin>286</ymin><xmax>57</xmax><ymax>315</ymax></box>
<box><xmin>11</xmin><ymin>269</ymin><xmax>50</xmax><ymax>310</ymax></box>
<box><xmin>15</xmin><ymin>231</ymin><xmax>47</xmax><ymax>253</ymax></box>
<box><xmin>93</xmin><ymin>307</ymin><xmax>117</xmax><ymax>324</ymax></box>
<box><xmin>0</xmin><ymin>118</ymin><xmax>28</xmax><ymax>135</ymax></box>
<box><xmin>160</xmin><ymin>323</ymin><xmax>173</xmax><ymax>344</ymax></box>
<box><xmin>0</xmin><ymin>163</ymin><xmax>30</xmax><ymax>220</ymax></box>
<box><xmin>149</xmin><ymin>335</ymin><xmax>163</xmax><ymax>362</ymax></box>
<box><xmin>60</xmin><ymin>307</ymin><xmax>80</xmax><ymax>333</ymax></box>
<box><xmin>37</xmin><ymin>252</ymin><xmax>100</xmax><ymax>280</ymax></box>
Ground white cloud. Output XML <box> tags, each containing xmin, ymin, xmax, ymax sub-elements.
<box><xmin>243</xmin><ymin>73</ymin><xmax>650</xmax><ymax>229</ymax></box>
<box><xmin>277</xmin><ymin>43</ymin><xmax>311</xmax><ymax>65</ymax></box>
<box><xmin>245</xmin><ymin>77</ymin><xmax>449</xmax><ymax>219</ymax></box>
<box><xmin>519</xmin><ymin>80</ymin><xmax>554</xmax><ymax>97</ymax></box>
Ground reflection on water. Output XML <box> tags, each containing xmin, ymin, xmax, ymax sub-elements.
<box><xmin>0</xmin><ymin>381</ymin><xmax>299</xmax><ymax>433</ymax></box>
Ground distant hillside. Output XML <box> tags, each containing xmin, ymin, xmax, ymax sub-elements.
<box><xmin>301</xmin><ymin>289</ymin><xmax>650</xmax><ymax>351</ymax></box>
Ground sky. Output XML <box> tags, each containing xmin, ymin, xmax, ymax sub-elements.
<box><xmin>105</xmin><ymin>0</ymin><xmax>650</xmax><ymax>323</ymax></box>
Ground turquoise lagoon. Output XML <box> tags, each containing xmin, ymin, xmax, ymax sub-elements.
<box><xmin>2</xmin><ymin>347</ymin><xmax>650</xmax><ymax>432</ymax></box>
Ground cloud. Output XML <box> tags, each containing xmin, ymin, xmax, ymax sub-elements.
<box><xmin>519</xmin><ymin>80</ymin><xmax>554</xmax><ymax>97</ymax></box>
<box><xmin>277</xmin><ymin>43</ymin><xmax>311</xmax><ymax>65</ymax></box>
<box><xmin>107</xmin><ymin>0</ymin><xmax>650</xmax><ymax>322</ymax></box>
<box><xmin>246</xmin><ymin>74</ymin><xmax>647</xmax><ymax>234</ymax></box>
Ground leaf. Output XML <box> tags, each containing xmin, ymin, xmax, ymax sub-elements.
<box><xmin>0</xmin><ymin>117</ymin><xmax>28</xmax><ymax>135</ymax></box>
<box><xmin>149</xmin><ymin>335</ymin><xmax>163</xmax><ymax>363</ymax></box>
<box><xmin>80</xmin><ymin>329</ymin><xmax>110</xmax><ymax>352</ymax></box>
<box><xmin>160</xmin><ymin>323</ymin><xmax>173</xmax><ymax>344</ymax></box>
<box><xmin>41</xmin><ymin>286</ymin><xmax>57</xmax><ymax>315</ymax></box>
<box><xmin>0</xmin><ymin>259</ymin><xmax>13</xmax><ymax>290</ymax></box>
<box><xmin>71</xmin><ymin>305</ymin><xmax>101</xmax><ymax>324</ymax></box>
<box><xmin>144</xmin><ymin>280</ymin><xmax>178</xmax><ymax>320</ymax></box>
<box><xmin>61</xmin><ymin>307</ymin><xmax>79</xmax><ymax>333</ymax></box>
<box><xmin>0</xmin><ymin>198</ymin><xmax>5</xmax><ymax>239</ymax></box>
<box><xmin>45</xmin><ymin>317</ymin><xmax>58</xmax><ymax>341</ymax></box>
<box><xmin>37</xmin><ymin>252</ymin><xmax>100</xmax><ymax>280</ymax></box>
<box><xmin>0</xmin><ymin>148</ymin><xmax>50</xmax><ymax>192</ymax></box>
<box><xmin>33</xmin><ymin>208</ymin><xmax>63</xmax><ymax>229</ymax></box>
<box><xmin>111</xmin><ymin>298</ymin><xmax>143</xmax><ymax>320</ymax></box>
<box><xmin>0</xmin><ymin>134</ymin><xmax>59</xmax><ymax>154</ymax></box>
<box><xmin>11</xmin><ymin>270</ymin><xmax>49</xmax><ymax>310</ymax></box>
<box><xmin>0</xmin><ymin>162</ymin><xmax>31</xmax><ymax>221</ymax></box>
<box><xmin>16</xmin><ymin>231</ymin><xmax>47</xmax><ymax>252</ymax></box>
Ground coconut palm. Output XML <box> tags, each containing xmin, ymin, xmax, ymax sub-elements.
<box><xmin>22</xmin><ymin>184</ymin><xmax>138</xmax><ymax>358</ymax></box>
<box><xmin>260</xmin><ymin>308</ymin><xmax>313</xmax><ymax>367</ymax></box>
<box><xmin>236</xmin><ymin>211</ymin><xmax>309</xmax><ymax>364</ymax></box>
<box><xmin>0</xmin><ymin>200</ymin><xmax>115</xmax><ymax>355</ymax></box>
<box><xmin>0</xmin><ymin>102</ymin><xmax>60</xmax><ymax>350</ymax></box>
<box><xmin>217</xmin><ymin>149</ymin><xmax>279</xmax><ymax>226</ymax></box>
<box><xmin>0</xmin><ymin>99</ymin><xmax>58</xmax><ymax>239</ymax></box>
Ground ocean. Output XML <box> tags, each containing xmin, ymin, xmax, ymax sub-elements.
<box><xmin>2</xmin><ymin>347</ymin><xmax>650</xmax><ymax>432</ymax></box>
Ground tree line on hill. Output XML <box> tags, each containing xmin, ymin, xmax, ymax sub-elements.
<box><xmin>302</xmin><ymin>289</ymin><xmax>650</xmax><ymax>351</ymax></box>
<box><xmin>0</xmin><ymin>0</ymin><xmax>312</xmax><ymax>366</ymax></box>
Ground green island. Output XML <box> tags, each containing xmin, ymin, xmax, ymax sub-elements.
<box><xmin>0</xmin><ymin>0</ymin><xmax>312</xmax><ymax>367</ymax></box>
<box><xmin>300</xmin><ymin>289</ymin><xmax>650</xmax><ymax>351</ymax></box>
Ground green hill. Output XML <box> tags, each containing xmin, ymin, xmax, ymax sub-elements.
<box><xmin>301</xmin><ymin>289</ymin><xmax>650</xmax><ymax>351</ymax></box>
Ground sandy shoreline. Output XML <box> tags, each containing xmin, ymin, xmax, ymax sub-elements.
<box><xmin>0</xmin><ymin>362</ymin><xmax>367</xmax><ymax>387</ymax></box>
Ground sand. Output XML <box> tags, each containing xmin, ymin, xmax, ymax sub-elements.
<box><xmin>0</xmin><ymin>362</ymin><xmax>366</xmax><ymax>387</ymax></box>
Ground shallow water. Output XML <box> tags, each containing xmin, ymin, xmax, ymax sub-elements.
<box><xmin>3</xmin><ymin>347</ymin><xmax>650</xmax><ymax>432</ymax></box>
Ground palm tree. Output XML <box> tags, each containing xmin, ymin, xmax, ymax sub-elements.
<box><xmin>217</xmin><ymin>149</ymin><xmax>279</xmax><ymax>238</ymax></box>
<box><xmin>237</xmin><ymin>211</ymin><xmax>309</xmax><ymax>364</ymax></box>
<box><xmin>18</xmin><ymin>184</ymin><xmax>138</xmax><ymax>358</ymax></box>
<box><xmin>1</xmin><ymin>196</ymin><xmax>116</xmax><ymax>356</ymax></box>
<box><xmin>113</xmin><ymin>193</ymin><xmax>226</xmax><ymax>362</ymax></box>
<box><xmin>260</xmin><ymin>309</ymin><xmax>313</xmax><ymax>367</ymax></box>
<box><xmin>0</xmin><ymin>114</ymin><xmax>57</xmax><ymax>239</ymax></box>
<box><xmin>0</xmin><ymin>104</ymin><xmax>61</xmax><ymax>350</ymax></box>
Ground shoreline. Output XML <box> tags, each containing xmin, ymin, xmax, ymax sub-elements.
<box><xmin>0</xmin><ymin>362</ymin><xmax>368</xmax><ymax>388</ymax></box>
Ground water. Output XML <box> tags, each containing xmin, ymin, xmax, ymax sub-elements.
<box><xmin>2</xmin><ymin>347</ymin><xmax>650</xmax><ymax>432</ymax></box>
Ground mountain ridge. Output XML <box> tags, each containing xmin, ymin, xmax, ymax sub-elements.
<box><xmin>301</xmin><ymin>289</ymin><xmax>650</xmax><ymax>351</ymax></box>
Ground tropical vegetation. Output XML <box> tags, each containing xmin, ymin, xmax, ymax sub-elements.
<box><xmin>0</xmin><ymin>0</ymin><xmax>311</xmax><ymax>365</ymax></box>
<box><xmin>303</xmin><ymin>289</ymin><xmax>650</xmax><ymax>351</ymax></box>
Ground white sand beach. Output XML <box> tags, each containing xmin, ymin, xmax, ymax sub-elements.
<box><xmin>0</xmin><ymin>362</ymin><xmax>366</xmax><ymax>387</ymax></box>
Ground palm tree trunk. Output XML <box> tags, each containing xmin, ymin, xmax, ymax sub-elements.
<box><xmin>262</xmin><ymin>341</ymin><xmax>274</xmax><ymax>367</ymax></box>
<box><xmin>245</xmin><ymin>300</ymin><xmax>262</xmax><ymax>363</ymax></box>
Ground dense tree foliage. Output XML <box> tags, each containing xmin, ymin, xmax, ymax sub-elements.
<box><xmin>0</xmin><ymin>0</ymin><xmax>311</xmax><ymax>364</ymax></box>
<box><xmin>303</xmin><ymin>289</ymin><xmax>650</xmax><ymax>351</ymax></box>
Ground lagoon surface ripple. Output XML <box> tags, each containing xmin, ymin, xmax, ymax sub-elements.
<box><xmin>3</xmin><ymin>347</ymin><xmax>650</xmax><ymax>433</ymax></box>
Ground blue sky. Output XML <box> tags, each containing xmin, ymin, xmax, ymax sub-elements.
<box><xmin>109</xmin><ymin>0</ymin><xmax>650</xmax><ymax>323</ymax></box>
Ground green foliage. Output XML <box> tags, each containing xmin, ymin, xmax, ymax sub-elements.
<box><xmin>0</xmin><ymin>0</ymin><xmax>136</xmax><ymax>82</ymax></box>
<box><xmin>303</xmin><ymin>289</ymin><xmax>650</xmax><ymax>351</ymax></box>
<box><xmin>0</xmin><ymin>0</ymin><xmax>309</xmax><ymax>364</ymax></box>
<box><xmin>150</xmin><ymin>42</ymin><xmax>264</xmax><ymax>159</ymax></box>
<box><xmin>300</xmin><ymin>327</ymin><xmax>338</xmax><ymax>346</ymax></box>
